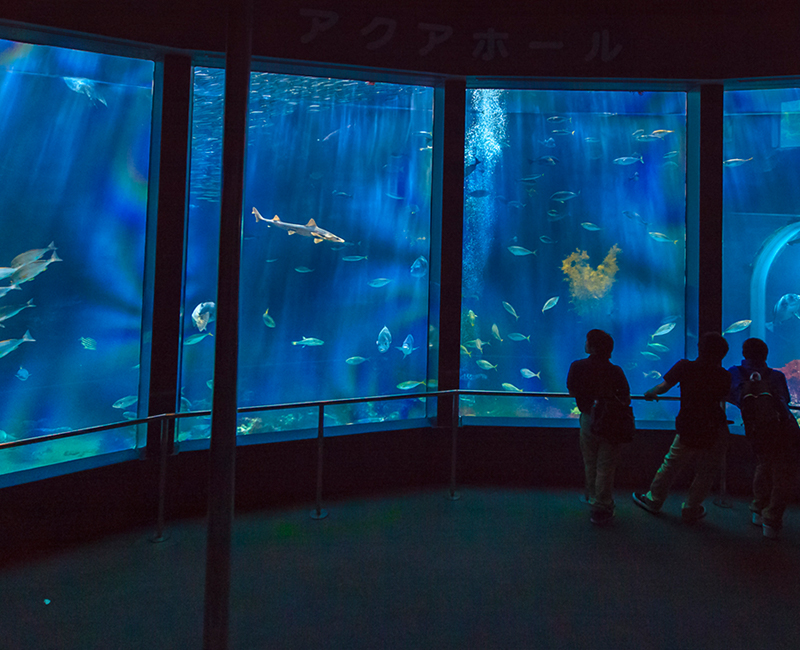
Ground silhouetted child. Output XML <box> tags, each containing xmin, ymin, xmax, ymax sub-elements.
<box><xmin>567</xmin><ymin>329</ymin><xmax>631</xmax><ymax>525</ymax></box>
<box><xmin>727</xmin><ymin>337</ymin><xmax>800</xmax><ymax>539</ymax></box>
<box><xmin>633</xmin><ymin>332</ymin><xmax>731</xmax><ymax>523</ymax></box>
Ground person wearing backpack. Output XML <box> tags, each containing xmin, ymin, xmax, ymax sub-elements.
<box><xmin>728</xmin><ymin>337</ymin><xmax>799</xmax><ymax>539</ymax></box>
<box><xmin>632</xmin><ymin>332</ymin><xmax>732</xmax><ymax>523</ymax></box>
<box><xmin>567</xmin><ymin>329</ymin><xmax>632</xmax><ymax>526</ymax></box>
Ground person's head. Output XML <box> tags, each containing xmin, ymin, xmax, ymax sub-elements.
<box><xmin>697</xmin><ymin>331</ymin><xmax>729</xmax><ymax>364</ymax></box>
<box><xmin>742</xmin><ymin>337</ymin><xmax>769</xmax><ymax>363</ymax></box>
<box><xmin>585</xmin><ymin>329</ymin><xmax>614</xmax><ymax>360</ymax></box>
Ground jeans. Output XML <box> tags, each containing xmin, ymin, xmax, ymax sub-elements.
<box><xmin>751</xmin><ymin>450</ymin><xmax>797</xmax><ymax>530</ymax></box>
<box><xmin>579</xmin><ymin>412</ymin><xmax>622</xmax><ymax>514</ymax></box>
<box><xmin>645</xmin><ymin>430</ymin><xmax>728</xmax><ymax>514</ymax></box>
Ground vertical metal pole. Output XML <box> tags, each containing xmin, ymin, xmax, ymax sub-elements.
<box><xmin>310</xmin><ymin>404</ymin><xmax>328</xmax><ymax>519</ymax></box>
<box><xmin>449</xmin><ymin>393</ymin><xmax>460</xmax><ymax>500</ymax></box>
<box><xmin>151</xmin><ymin>418</ymin><xmax>170</xmax><ymax>543</ymax></box>
<box><xmin>203</xmin><ymin>1</ymin><xmax>251</xmax><ymax>649</ymax></box>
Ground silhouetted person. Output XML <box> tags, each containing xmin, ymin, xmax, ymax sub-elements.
<box><xmin>727</xmin><ymin>337</ymin><xmax>799</xmax><ymax>539</ymax></box>
<box><xmin>567</xmin><ymin>329</ymin><xmax>631</xmax><ymax>525</ymax></box>
<box><xmin>633</xmin><ymin>332</ymin><xmax>731</xmax><ymax>523</ymax></box>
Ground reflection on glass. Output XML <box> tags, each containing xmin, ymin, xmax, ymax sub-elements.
<box><xmin>0</xmin><ymin>39</ymin><xmax>154</xmax><ymax>475</ymax></box>
<box><xmin>723</xmin><ymin>88</ymin><xmax>800</xmax><ymax>411</ymax></box>
<box><xmin>461</xmin><ymin>89</ymin><xmax>686</xmax><ymax>422</ymax></box>
<box><xmin>181</xmin><ymin>69</ymin><xmax>434</xmax><ymax>441</ymax></box>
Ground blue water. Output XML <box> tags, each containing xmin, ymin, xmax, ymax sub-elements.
<box><xmin>0</xmin><ymin>39</ymin><xmax>153</xmax><ymax>473</ymax></box>
<box><xmin>722</xmin><ymin>88</ymin><xmax>800</xmax><ymax>414</ymax></box>
<box><xmin>180</xmin><ymin>69</ymin><xmax>434</xmax><ymax>440</ymax></box>
<box><xmin>461</xmin><ymin>89</ymin><xmax>687</xmax><ymax>422</ymax></box>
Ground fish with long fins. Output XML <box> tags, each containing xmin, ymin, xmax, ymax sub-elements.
<box><xmin>253</xmin><ymin>207</ymin><xmax>344</xmax><ymax>244</ymax></box>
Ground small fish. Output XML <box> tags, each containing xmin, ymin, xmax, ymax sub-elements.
<box><xmin>551</xmin><ymin>129</ymin><xmax>575</xmax><ymax>136</ymax></box>
<box><xmin>123</xmin><ymin>411</ymin><xmax>137</xmax><ymax>420</ymax></box>
<box><xmin>622</xmin><ymin>210</ymin><xmax>641</xmax><ymax>221</ymax></box>
<box><xmin>723</xmin><ymin>157</ymin><xmax>753</xmax><ymax>167</ymax></box>
<box><xmin>535</xmin><ymin>155</ymin><xmax>559</xmax><ymax>165</ymax></box>
<box><xmin>651</xmin><ymin>130</ymin><xmax>674</xmax><ymax>138</ymax></box>
<box><xmin>410</xmin><ymin>256</ymin><xmax>429</xmax><ymax>278</ymax></box>
<box><xmin>539</xmin><ymin>138</ymin><xmax>556</xmax><ymax>148</ymax></box>
<box><xmin>0</xmin><ymin>284</ymin><xmax>21</xmax><ymax>298</ymax></box>
<box><xmin>262</xmin><ymin>309</ymin><xmax>276</xmax><ymax>328</ymax></box>
<box><xmin>663</xmin><ymin>151</ymin><xmax>680</xmax><ymax>159</ymax></box>
<box><xmin>648</xmin><ymin>232</ymin><xmax>678</xmax><ymax>244</ymax></box>
<box><xmin>647</xmin><ymin>342</ymin><xmax>670</xmax><ymax>353</ymax></box>
<box><xmin>15</xmin><ymin>366</ymin><xmax>30</xmax><ymax>381</ymax></box>
<box><xmin>396</xmin><ymin>334</ymin><xmax>418</xmax><ymax>358</ymax></box>
<box><xmin>581</xmin><ymin>222</ymin><xmax>602</xmax><ymax>231</ymax></box>
<box><xmin>502</xmin><ymin>301</ymin><xmax>519</xmax><ymax>320</ymax></box>
<box><xmin>507</xmin><ymin>201</ymin><xmax>526</xmax><ymax>209</ymax></box>
<box><xmin>0</xmin><ymin>330</ymin><xmax>34</xmax><ymax>359</ymax></box>
<box><xmin>643</xmin><ymin>370</ymin><xmax>663</xmax><ymax>379</ymax></box>
<box><xmin>466</xmin><ymin>310</ymin><xmax>478</xmax><ymax>325</ymax></box>
<box><xmin>292</xmin><ymin>337</ymin><xmax>324</xmax><ymax>347</ymax></box>
<box><xmin>539</xmin><ymin>236</ymin><xmax>557</xmax><ymax>244</ymax></box>
<box><xmin>613</xmin><ymin>154</ymin><xmax>643</xmax><ymax>165</ymax></box>
<box><xmin>331</xmin><ymin>191</ymin><xmax>353</xmax><ymax>198</ymax></box>
<box><xmin>465</xmin><ymin>159</ymin><xmax>481</xmax><ymax>176</ymax></box>
<box><xmin>542</xmin><ymin>296</ymin><xmax>559</xmax><ymax>312</ymax></box>
<box><xmin>550</xmin><ymin>190</ymin><xmax>580</xmax><ymax>202</ymax></box>
<box><xmin>464</xmin><ymin>338</ymin><xmax>491</xmax><ymax>352</ymax></box>
<box><xmin>10</xmin><ymin>242</ymin><xmax>56</xmax><ymax>268</ymax></box>
<box><xmin>206</xmin><ymin>380</ymin><xmax>214</xmax><ymax>389</ymax></box>
<box><xmin>519</xmin><ymin>174</ymin><xmax>545</xmax><ymax>184</ymax></box>
<box><xmin>342</xmin><ymin>255</ymin><xmax>368</xmax><ymax>262</ymax></box>
<box><xmin>467</xmin><ymin>189</ymin><xmax>491</xmax><ymax>198</ymax></box>
<box><xmin>502</xmin><ymin>383</ymin><xmax>524</xmax><ymax>392</ymax></box>
<box><xmin>113</xmin><ymin>395</ymin><xmax>138</xmax><ymax>409</ymax></box>
<box><xmin>507</xmin><ymin>333</ymin><xmax>530</xmax><ymax>342</ymax></box>
<box><xmin>294</xmin><ymin>266</ymin><xmax>314</xmax><ymax>273</ymax></box>
<box><xmin>723</xmin><ymin>319</ymin><xmax>752</xmax><ymax>335</ymax></box>
<box><xmin>63</xmin><ymin>77</ymin><xmax>107</xmax><ymax>106</ymax></box>
<box><xmin>584</xmin><ymin>136</ymin><xmax>601</xmax><ymax>143</ymax></box>
<box><xmin>9</xmin><ymin>251</ymin><xmax>62</xmax><ymax>285</ymax></box>
<box><xmin>184</xmin><ymin>332</ymin><xmax>213</xmax><ymax>345</ymax></box>
<box><xmin>476</xmin><ymin>360</ymin><xmax>497</xmax><ymax>371</ymax></box>
<box><xmin>80</xmin><ymin>337</ymin><xmax>98</xmax><ymax>350</ymax></box>
<box><xmin>641</xmin><ymin>351</ymin><xmax>660</xmax><ymax>360</ymax></box>
<box><xmin>0</xmin><ymin>298</ymin><xmax>35</xmax><ymax>324</ymax></box>
<box><xmin>651</xmin><ymin>323</ymin><xmax>676</xmax><ymax>338</ymax></box>
<box><xmin>191</xmin><ymin>302</ymin><xmax>216</xmax><ymax>331</ymax></box>
<box><xmin>507</xmin><ymin>246</ymin><xmax>537</xmax><ymax>257</ymax></box>
<box><xmin>377</xmin><ymin>326</ymin><xmax>392</xmax><ymax>353</ymax></box>
<box><xmin>547</xmin><ymin>210</ymin><xmax>567</xmax><ymax>222</ymax></box>
<box><xmin>491</xmin><ymin>324</ymin><xmax>503</xmax><ymax>342</ymax></box>
<box><xmin>397</xmin><ymin>380</ymin><xmax>426</xmax><ymax>390</ymax></box>
<box><xmin>346</xmin><ymin>356</ymin><xmax>369</xmax><ymax>365</ymax></box>
<box><xmin>460</xmin><ymin>345</ymin><xmax>472</xmax><ymax>357</ymax></box>
<box><xmin>368</xmin><ymin>278</ymin><xmax>392</xmax><ymax>288</ymax></box>
<box><xmin>520</xmin><ymin>368</ymin><xmax>541</xmax><ymax>379</ymax></box>
<box><xmin>547</xmin><ymin>116</ymin><xmax>571</xmax><ymax>123</ymax></box>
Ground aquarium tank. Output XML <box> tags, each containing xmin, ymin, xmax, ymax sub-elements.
<box><xmin>0</xmin><ymin>37</ymin><xmax>154</xmax><ymax>480</ymax></box>
<box><xmin>180</xmin><ymin>68</ymin><xmax>435</xmax><ymax>442</ymax></box>
<box><xmin>722</xmin><ymin>87</ymin><xmax>800</xmax><ymax>424</ymax></box>
<box><xmin>460</xmin><ymin>88</ymin><xmax>687</xmax><ymax>424</ymax></box>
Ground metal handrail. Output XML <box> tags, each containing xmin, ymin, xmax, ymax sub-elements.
<box><xmin>0</xmin><ymin>389</ymin><xmax>683</xmax><ymax>452</ymax></box>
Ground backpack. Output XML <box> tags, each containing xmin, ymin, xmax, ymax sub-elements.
<box><xmin>590</xmin><ymin>395</ymin><xmax>636</xmax><ymax>443</ymax></box>
<box><xmin>740</xmin><ymin>370</ymin><xmax>782</xmax><ymax>428</ymax></box>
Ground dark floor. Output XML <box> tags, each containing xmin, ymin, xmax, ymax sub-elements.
<box><xmin>2</xmin><ymin>487</ymin><xmax>799</xmax><ymax>649</ymax></box>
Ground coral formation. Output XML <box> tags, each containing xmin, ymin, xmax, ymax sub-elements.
<box><xmin>561</xmin><ymin>245</ymin><xmax>621</xmax><ymax>313</ymax></box>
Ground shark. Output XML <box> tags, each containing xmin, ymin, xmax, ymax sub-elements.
<box><xmin>252</xmin><ymin>207</ymin><xmax>345</xmax><ymax>244</ymax></box>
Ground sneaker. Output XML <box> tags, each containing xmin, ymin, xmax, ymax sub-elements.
<box><xmin>590</xmin><ymin>510</ymin><xmax>614</xmax><ymax>526</ymax></box>
<box><xmin>752</xmin><ymin>512</ymin><xmax>763</xmax><ymax>526</ymax></box>
<box><xmin>632</xmin><ymin>492</ymin><xmax>661</xmax><ymax>514</ymax></box>
<box><xmin>763</xmin><ymin>523</ymin><xmax>779</xmax><ymax>540</ymax></box>
<box><xmin>681</xmin><ymin>504</ymin><xmax>707</xmax><ymax>523</ymax></box>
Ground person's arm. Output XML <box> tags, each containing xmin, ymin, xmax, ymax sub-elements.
<box><xmin>643</xmin><ymin>381</ymin><xmax>671</xmax><ymax>401</ymax></box>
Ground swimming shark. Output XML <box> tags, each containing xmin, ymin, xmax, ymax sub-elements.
<box><xmin>252</xmin><ymin>207</ymin><xmax>345</xmax><ymax>244</ymax></box>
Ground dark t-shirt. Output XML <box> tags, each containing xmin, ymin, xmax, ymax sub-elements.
<box><xmin>663</xmin><ymin>358</ymin><xmax>731</xmax><ymax>447</ymax></box>
<box><xmin>567</xmin><ymin>354</ymin><xmax>630</xmax><ymax>414</ymax></box>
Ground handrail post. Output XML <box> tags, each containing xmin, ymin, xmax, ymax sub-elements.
<box><xmin>448</xmin><ymin>392</ymin><xmax>460</xmax><ymax>500</ymax></box>
<box><xmin>310</xmin><ymin>404</ymin><xmax>328</xmax><ymax>519</ymax></box>
<box><xmin>151</xmin><ymin>417</ymin><xmax>170</xmax><ymax>543</ymax></box>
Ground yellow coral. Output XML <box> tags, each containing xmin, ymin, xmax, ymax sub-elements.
<box><xmin>561</xmin><ymin>245</ymin><xmax>621</xmax><ymax>307</ymax></box>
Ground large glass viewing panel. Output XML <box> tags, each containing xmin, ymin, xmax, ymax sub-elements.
<box><xmin>461</xmin><ymin>88</ymin><xmax>687</xmax><ymax>423</ymax></box>
<box><xmin>180</xmin><ymin>68</ymin><xmax>434</xmax><ymax>442</ymax></box>
<box><xmin>722</xmin><ymin>88</ymin><xmax>800</xmax><ymax>416</ymax></box>
<box><xmin>0</xmin><ymin>38</ymin><xmax>154</xmax><ymax>477</ymax></box>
